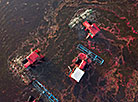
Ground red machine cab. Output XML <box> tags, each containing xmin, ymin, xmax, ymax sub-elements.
<box><xmin>72</xmin><ymin>53</ymin><xmax>91</xmax><ymax>70</ymax></box>
<box><xmin>83</xmin><ymin>21</ymin><xmax>100</xmax><ymax>39</ymax></box>
<box><xmin>22</xmin><ymin>49</ymin><xmax>44</xmax><ymax>68</ymax></box>
<box><xmin>68</xmin><ymin>53</ymin><xmax>92</xmax><ymax>82</ymax></box>
<box><xmin>26</xmin><ymin>96</ymin><xmax>40</xmax><ymax>102</ymax></box>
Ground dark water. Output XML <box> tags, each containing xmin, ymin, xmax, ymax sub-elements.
<box><xmin>0</xmin><ymin>0</ymin><xmax>138</xmax><ymax>102</ymax></box>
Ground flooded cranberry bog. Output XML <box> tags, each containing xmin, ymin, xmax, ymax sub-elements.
<box><xmin>0</xmin><ymin>0</ymin><xmax>138</xmax><ymax>102</ymax></box>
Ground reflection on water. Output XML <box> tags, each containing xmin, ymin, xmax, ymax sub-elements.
<box><xmin>0</xmin><ymin>0</ymin><xmax>138</xmax><ymax>102</ymax></box>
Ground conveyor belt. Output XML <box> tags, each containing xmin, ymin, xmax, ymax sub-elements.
<box><xmin>32</xmin><ymin>80</ymin><xmax>58</xmax><ymax>102</ymax></box>
<box><xmin>76</xmin><ymin>44</ymin><xmax>104</xmax><ymax>65</ymax></box>
<box><xmin>68</xmin><ymin>9</ymin><xmax>94</xmax><ymax>28</ymax></box>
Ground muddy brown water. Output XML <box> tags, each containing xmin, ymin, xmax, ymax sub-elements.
<box><xmin>0</xmin><ymin>0</ymin><xmax>138</xmax><ymax>102</ymax></box>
